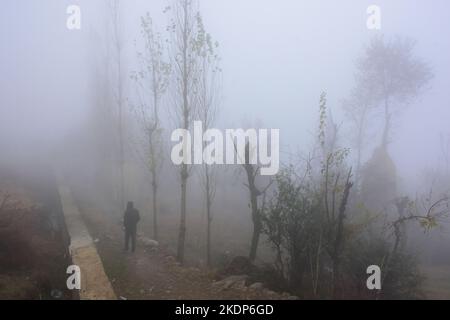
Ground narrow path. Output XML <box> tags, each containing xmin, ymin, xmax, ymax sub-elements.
<box><xmin>79</xmin><ymin>205</ymin><xmax>286</xmax><ymax>300</ymax></box>
<box><xmin>58</xmin><ymin>185</ymin><xmax>116</xmax><ymax>300</ymax></box>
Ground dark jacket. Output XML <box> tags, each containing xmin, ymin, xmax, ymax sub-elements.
<box><xmin>124</xmin><ymin>208</ymin><xmax>140</xmax><ymax>231</ymax></box>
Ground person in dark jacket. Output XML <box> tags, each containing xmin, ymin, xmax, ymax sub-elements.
<box><xmin>123</xmin><ymin>201</ymin><xmax>140</xmax><ymax>252</ymax></box>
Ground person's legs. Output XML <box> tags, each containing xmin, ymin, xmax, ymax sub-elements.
<box><xmin>125</xmin><ymin>229</ymin><xmax>130</xmax><ymax>251</ymax></box>
<box><xmin>131</xmin><ymin>230</ymin><xmax>136</xmax><ymax>252</ymax></box>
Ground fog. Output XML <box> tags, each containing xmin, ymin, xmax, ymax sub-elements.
<box><xmin>2</xmin><ymin>0</ymin><xmax>450</xmax><ymax>299</ymax></box>
<box><xmin>3</xmin><ymin>1</ymin><xmax>450</xmax><ymax>172</ymax></box>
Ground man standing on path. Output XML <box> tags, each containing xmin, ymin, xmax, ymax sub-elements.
<box><xmin>123</xmin><ymin>201</ymin><xmax>140</xmax><ymax>253</ymax></box>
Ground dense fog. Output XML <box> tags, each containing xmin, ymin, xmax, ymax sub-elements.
<box><xmin>1</xmin><ymin>0</ymin><xmax>450</xmax><ymax>299</ymax></box>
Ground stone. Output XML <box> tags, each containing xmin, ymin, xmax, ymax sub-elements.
<box><xmin>139</xmin><ymin>236</ymin><xmax>159</xmax><ymax>248</ymax></box>
<box><xmin>249</xmin><ymin>282</ymin><xmax>265</xmax><ymax>290</ymax></box>
<box><xmin>212</xmin><ymin>275</ymin><xmax>249</xmax><ymax>290</ymax></box>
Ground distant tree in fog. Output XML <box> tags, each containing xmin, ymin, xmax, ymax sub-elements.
<box><xmin>355</xmin><ymin>36</ymin><xmax>432</xmax><ymax>149</ymax></box>
<box><xmin>194</xmin><ymin>15</ymin><xmax>222</xmax><ymax>267</ymax></box>
<box><xmin>131</xmin><ymin>13</ymin><xmax>171</xmax><ymax>241</ymax></box>
<box><xmin>238</xmin><ymin>140</ymin><xmax>273</xmax><ymax>263</ymax></box>
<box><xmin>347</xmin><ymin>36</ymin><xmax>432</xmax><ymax>212</ymax></box>
<box><xmin>243</xmin><ymin>143</ymin><xmax>263</xmax><ymax>262</ymax></box>
<box><xmin>166</xmin><ymin>0</ymin><xmax>208</xmax><ymax>264</ymax></box>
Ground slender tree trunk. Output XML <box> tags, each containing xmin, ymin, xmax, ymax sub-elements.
<box><xmin>177</xmin><ymin>163</ymin><xmax>188</xmax><ymax>263</ymax></box>
<box><xmin>118</xmin><ymin>93</ymin><xmax>125</xmax><ymax>212</ymax></box>
<box><xmin>113</xmin><ymin>1</ymin><xmax>125</xmax><ymax>212</ymax></box>
<box><xmin>331</xmin><ymin>257</ymin><xmax>340</xmax><ymax>298</ymax></box>
<box><xmin>206</xmin><ymin>207</ymin><xmax>211</xmax><ymax>266</ymax></box>
<box><xmin>381</xmin><ymin>97</ymin><xmax>391</xmax><ymax>149</ymax></box>
<box><xmin>177</xmin><ymin>95</ymin><xmax>189</xmax><ymax>264</ymax></box>
<box><xmin>176</xmin><ymin>1</ymin><xmax>190</xmax><ymax>264</ymax></box>
<box><xmin>151</xmin><ymin>170</ymin><xmax>158</xmax><ymax>240</ymax></box>
<box><xmin>246</xmin><ymin>164</ymin><xmax>260</xmax><ymax>262</ymax></box>
<box><xmin>249</xmin><ymin>215</ymin><xmax>261</xmax><ymax>262</ymax></box>
<box><xmin>312</xmin><ymin>231</ymin><xmax>322</xmax><ymax>297</ymax></box>
<box><xmin>177</xmin><ymin>88</ymin><xmax>189</xmax><ymax>263</ymax></box>
<box><xmin>205</xmin><ymin>165</ymin><xmax>212</xmax><ymax>266</ymax></box>
<box><xmin>150</xmin><ymin>91</ymin><xmax>160</xmax><ymax>241</ymax></box>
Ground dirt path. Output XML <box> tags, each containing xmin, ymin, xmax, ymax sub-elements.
<box><xmin>78</xmin><ymin>206</ymin><xmax>287</xmax><ymax>300</ymax></box>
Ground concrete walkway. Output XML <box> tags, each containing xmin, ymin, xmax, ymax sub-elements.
<box><xmin>58</xmin><ymin>185</ymin><xmax>116</xmax><ymax>300</ymax></box>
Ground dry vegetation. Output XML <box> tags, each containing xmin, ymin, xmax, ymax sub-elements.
<box><xmin>0</xmin><ymin>174</ymin><xmax>73</xmax><ymax>300</ymax></box>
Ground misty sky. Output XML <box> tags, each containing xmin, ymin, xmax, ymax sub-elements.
<box><xmin>1</xmin><ymin>0</ymin><xmax>450</xmax><ymax>187</ymax></box>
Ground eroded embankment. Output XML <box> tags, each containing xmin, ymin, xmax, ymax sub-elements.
<box><xmin>0</xmin><ymin>168</ymin><xmax>73</xmax><ymax>299</ymax></box>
